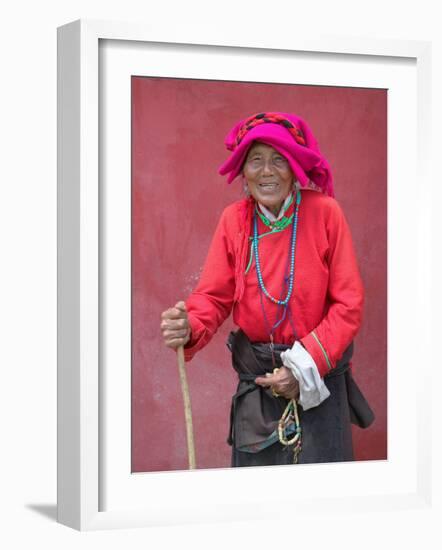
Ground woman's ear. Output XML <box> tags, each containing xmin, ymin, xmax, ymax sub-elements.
<box><xmin>241</xmin><ymin>174</ymin><xmax>250</xmax><ymax>197</ymax></box>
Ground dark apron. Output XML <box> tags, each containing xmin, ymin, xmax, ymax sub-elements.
<box><xmin>227</xmin><ymin>329</ymin><xmax>374</xmax><ymax>467</ymax></box>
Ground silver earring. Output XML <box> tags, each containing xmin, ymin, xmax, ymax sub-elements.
<box><xmin>242</xmin><ymin>176</ymin><xmax>250</xmax><ymax>197</ymax></box>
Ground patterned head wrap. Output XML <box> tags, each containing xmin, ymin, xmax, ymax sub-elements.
<box><xmin>218</xmin><ymin>112</ymin><xmax>334</xmax><ymax>197</ymax></box>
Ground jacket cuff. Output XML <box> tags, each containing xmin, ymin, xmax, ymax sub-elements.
<box><xmin>182</xmin><ymin>313</ymin><xmax>207</xmax><ymax>362</ymax></box>
<box><xmin>300</xmin><ymin>331</ymin><xmax>334</xmax><ymax>378</ymax></box>
<box><xmin>280</xmin><ymin>341</ymin><xmax>330</xmax><ymax>410</ymax></box>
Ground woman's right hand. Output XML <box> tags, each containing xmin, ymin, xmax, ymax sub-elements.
<box><xmin>160</xmin><ymin>301</ymin><xmax>191</xmax><ymax>349</ymax></box>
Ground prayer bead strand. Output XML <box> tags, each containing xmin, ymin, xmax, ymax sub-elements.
<box><xmin>278</xmin><ymin>398</ymin><xmax>302</xmax><ymax>464</ymax></box>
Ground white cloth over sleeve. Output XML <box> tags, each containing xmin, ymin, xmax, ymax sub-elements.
<box><xmin>280</xmin><ymin>342</ymin><xmax>330</xmax><ymax>410</ymax></box>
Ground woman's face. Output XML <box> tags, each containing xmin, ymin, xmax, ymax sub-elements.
<box><xmin>242</xmin><ymin>142</ymin><xmax>294</xmax><ymax>214</ymax></box>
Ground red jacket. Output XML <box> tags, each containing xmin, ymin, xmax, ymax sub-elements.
<box><xmin>184</xmin><ymin>189</ymin><xmax>364</xmax><ymax>378</ymax></box>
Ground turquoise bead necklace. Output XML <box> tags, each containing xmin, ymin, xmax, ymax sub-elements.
<box><xmin>252</xmin><ymin>190</ymin><xmax>301</xmax><ymax>356</ymax></box>
<box><xmin>252</xmin><ymin>190</ymin><xmax>301</xmax><ymax>306</ymax></box>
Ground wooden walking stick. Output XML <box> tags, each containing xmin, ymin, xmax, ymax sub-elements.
<box><xmin>177</xmin><ymin>345</ymin><xmax>196</xmax><ymax>469</ymax></box>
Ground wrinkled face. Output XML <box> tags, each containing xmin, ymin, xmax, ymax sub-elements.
<box><xmin>242</xmin><ymin>142</ymin><xmax>294</xmax><ymax>214</ymax></box>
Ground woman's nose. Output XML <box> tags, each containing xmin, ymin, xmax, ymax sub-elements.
<box><xmin>261</xmin><ymin>159</ymin><xmax>274</xmax><ymax>174</ymax></box>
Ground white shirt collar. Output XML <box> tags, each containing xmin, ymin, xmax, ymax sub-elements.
<box><xmin>258</xmin><ymin>193</ymin><xmax>293</xmax><ymax>222</ymax></box>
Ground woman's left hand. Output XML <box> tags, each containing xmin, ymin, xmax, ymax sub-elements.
<box><xmin>255</xmin><ymin>366</ymin><xmax>299</xmax><ymax>400</ymax></box>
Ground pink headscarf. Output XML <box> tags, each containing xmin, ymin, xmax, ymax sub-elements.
<box><xmin>218</xmin><ymin>112</ymin><xmax>334</xmax><ymax>197</ymax></box>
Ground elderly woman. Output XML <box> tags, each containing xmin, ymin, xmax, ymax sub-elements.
<box><xmin>160</xmin><ymin>112</ymin><xmax>373</xmax><ymax>467</ymax></box>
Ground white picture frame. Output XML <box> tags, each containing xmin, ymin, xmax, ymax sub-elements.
<box><xmin>57</xmin><ymin>19</ymin><xmax>432</xmax><ymax>531</ymax></box>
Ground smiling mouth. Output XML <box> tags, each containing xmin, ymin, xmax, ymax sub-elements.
<box><xmin>258</xmin><ymin>183</ymin><xmax>279</xmax><ymax>191</ymax></box>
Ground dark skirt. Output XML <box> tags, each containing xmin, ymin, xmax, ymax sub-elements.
<box><xmin>227</xmin><ymin>330</ymin><xmax>374</xmax><ymax>468</ymax></box>
<box><xmin>232</xmin><ymin>371</ymin><xmax>354</xmax><ymax>466</ymax></box>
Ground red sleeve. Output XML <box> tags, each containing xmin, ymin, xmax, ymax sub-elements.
<box><xmin>183</xmin><ymin>206</ymin><xmax>236</xmax><ymax>361</ymax></box>
<box><xmin>300</xmin><ymin>200</ymin><xmax>364</xmax><ymax>377</ymax></box>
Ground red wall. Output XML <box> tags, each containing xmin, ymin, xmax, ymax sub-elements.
<box><xmin>131</xmin><ymin>77</ymin><xmax>387</xmax><ymax>472</ymax></box>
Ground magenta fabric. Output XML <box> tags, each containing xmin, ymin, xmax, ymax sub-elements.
<box><xmin>219</xmin><ymin>112</ymin><xmax>334</xmax><ymax>197</ymax></box>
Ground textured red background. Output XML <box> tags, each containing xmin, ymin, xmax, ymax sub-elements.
<box><xmin>131</xmin><ymin>77</ymin><xmax>387</xmax><ymax>472</ymax></box>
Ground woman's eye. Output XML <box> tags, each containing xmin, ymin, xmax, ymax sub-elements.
<box><xmin>274</xmin><ymin>157</ymin><xmax>289</xmax><ymax>167</ymax></box>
